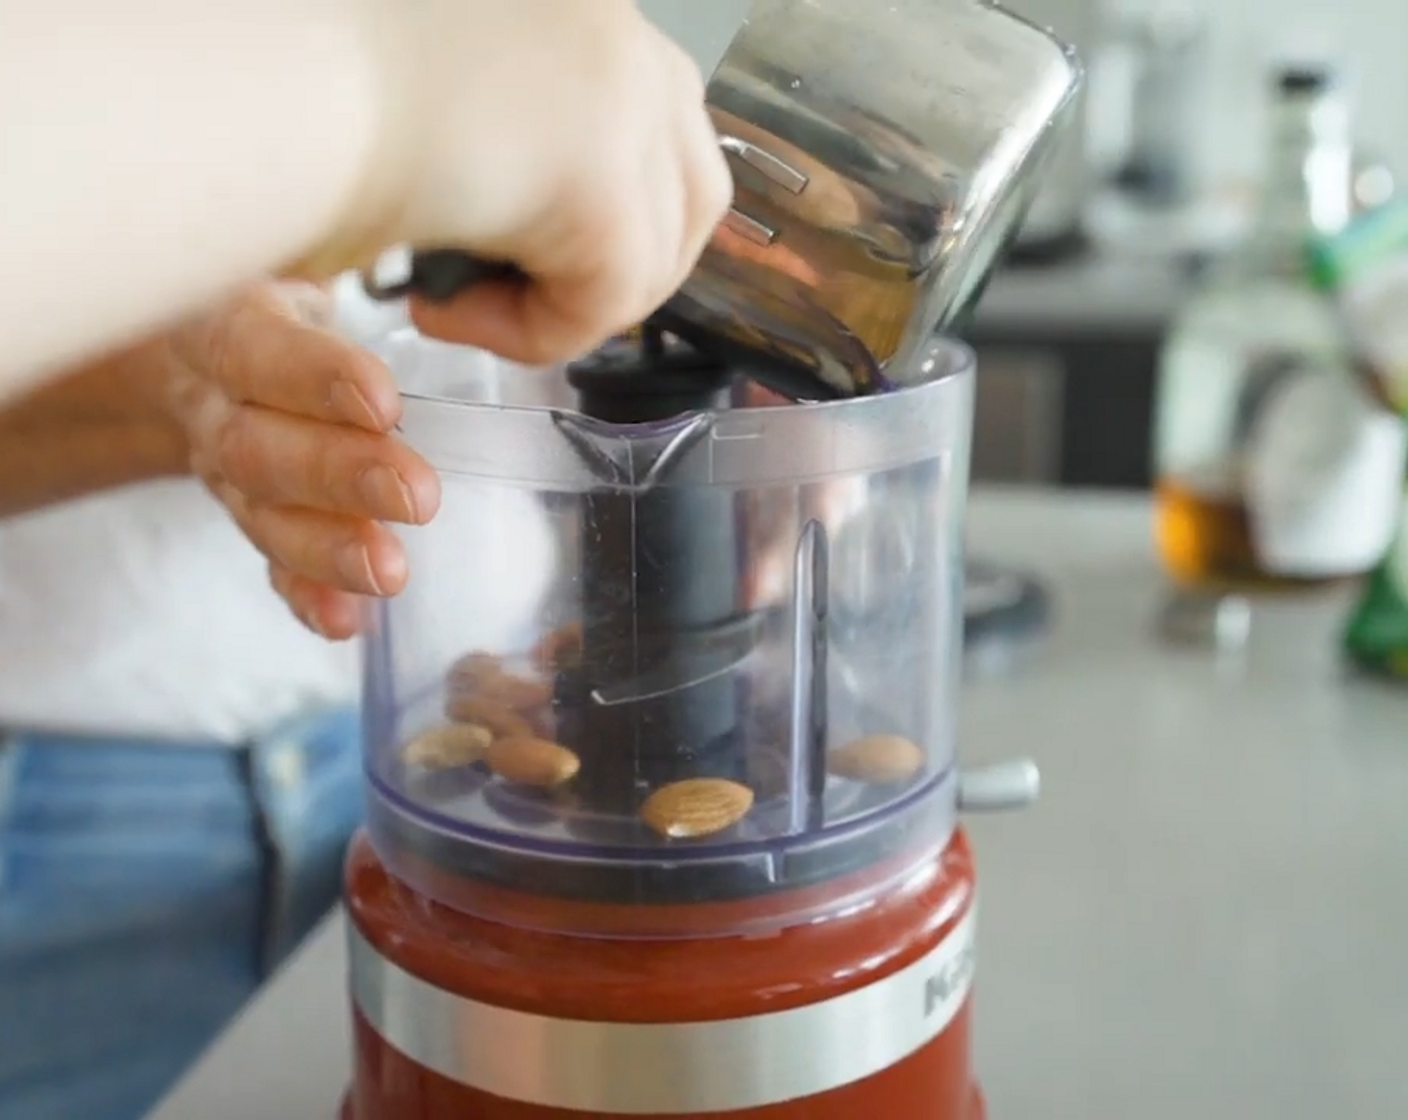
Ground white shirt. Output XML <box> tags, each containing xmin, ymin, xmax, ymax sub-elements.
<box><xmin>0</xmin><ymin>279</ymin><xmax>410</xmax><ymax>744</ymax></box>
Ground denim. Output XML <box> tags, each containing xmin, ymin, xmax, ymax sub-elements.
<box><xmin>0</xmin><ymin>708</ymin><xmax>364</xmax><ymax>1120</ymax></box>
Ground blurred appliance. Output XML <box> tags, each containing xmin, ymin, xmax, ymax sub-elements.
<box><xmin>1097</xmin><ymin>2</ymin><xmax>1209</xmax><ymax>209</ymax></box>
<box><xmin>1005</xmin><ymin>0</ymin><xmax>1101</xmax><ymax>263</ymax></box>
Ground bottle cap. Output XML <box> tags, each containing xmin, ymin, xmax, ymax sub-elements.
<box><xmin>1276</xmin><ymin>66</ymin><xmax>1334</xmax><ymax>95</ymax></box>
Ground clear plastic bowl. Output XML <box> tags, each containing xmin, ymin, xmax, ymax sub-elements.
<box><xmin>361</xmin><ymin>329</ymin><xmax>975</xmax><ymax>936</ymax></box>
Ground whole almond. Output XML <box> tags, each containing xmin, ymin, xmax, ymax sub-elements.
<box><xmin>482</xmin><ymin>673</ymin><xmax>554</xmax><ymax>712</ymax></box>
<box><xmin>640</xmin><ymin>778</ymin><xmax>755</xmax><ymax>840</ymax></box>
<box><xmin>402</xmin><ymin>724</ymin><xmax>493</xmax><ymax>770</ymax></box>
<box><xmin>827</xmin><ymin>734</ymin><xmax>925</xmax><ymax>785</ymax></box>
<box><xmin>445</xmin><ymin>694</ymin><xmax>534</xmax><ymax>739</ymax></box>
<box><xmin>532</xmin><ymin>623</ymin><xmax>584</xmax><ymax>672</ymax></box>
<box><xmin>447</xmin><ymin>651</ymin><xmax>503</xmax><ymax>689</ymax></box>
<box><xmin>486</xmin><ymin>737</ymin><xmax>581</xmax><ymax>789</ymax></box>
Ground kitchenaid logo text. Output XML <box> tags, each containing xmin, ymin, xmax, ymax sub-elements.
<box><xmin>923</xmin><ymin>942</ymin><xmax>975</xmax><ymax>1019</ymax></box>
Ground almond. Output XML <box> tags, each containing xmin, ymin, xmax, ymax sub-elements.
<box><xmin>445</xmin><ymin>695</ymin><xmax>534</xmax><ymax>739</ymax></box>
<box><xmin>448</xmin><ymin>649</ymin><xmax>553</xmax><ymax>713</ymax></box>
<box><xmin>827</xmin><ymin>734</ymin><xmax>926</xmax><ymax>785</ymax></box>
<box><xmin>531</xmin><ymin>622</ymin><xmax>584</xmax><ymax>672</ymax></box>
<box><xmin>486</xmin><ymin>737</ymin><xmax>581</xmax><ymax>789</ymax></box>
<box><xmin>482</xmin><ymin>673</ymin><xmax>554</xmax><ymax>712</ymax></box>
<box><xmin>640</xmin><ymin>778</ymin><xmax>755</xmax><ymax>840</ymax></box>
<box><xmin>447</xmin><ymin>651</ymin><xmax>503</xmax><ymax>689</ymax></box>
<box><xmin>402</xmin><ymin>724</ymin><xmax>492</xmax><ymax>770</ymax></box>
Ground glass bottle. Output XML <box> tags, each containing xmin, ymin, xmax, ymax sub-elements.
<box><xmin>1152</xmin><ymin>64</ymin><xmax>1375</xmax><ymax>592</ymax></box>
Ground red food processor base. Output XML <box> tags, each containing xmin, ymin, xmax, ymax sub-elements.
<box><xmin>338</xmin><ymin>1066</ymin><xmax>984</xmax><ymax>1120</ymax></box>
<box><xmin>339</xmin><ymin>827</ymin><xmax>986</xmax><ymax>1119</ymax></box>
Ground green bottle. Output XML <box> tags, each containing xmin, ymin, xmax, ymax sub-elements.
<box><xmin>1311</xmin><ymin>198</ymin><xmax>1408</xmax><ymax>681</ymax></box>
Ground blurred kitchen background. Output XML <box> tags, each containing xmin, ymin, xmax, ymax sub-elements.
<box><xmin>968</xmin><ymin>0</ymin><xmax>1405</xmax><ymax>489</ymax></box>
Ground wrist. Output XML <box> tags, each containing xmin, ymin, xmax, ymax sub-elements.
<box><xmin>0</xmin><ymin>339</ymin><xmax>192</xmax><ymax>518</ymax></box>
<box><xmin>117</xmin><ymin>337</ymin><xmax>198</xmax><ymax>477</ymax></box>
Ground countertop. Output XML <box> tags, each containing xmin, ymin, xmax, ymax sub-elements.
<box><xmin>146</xmin><ymin>486</ymin><xmax>1408</xmax><ymax>1120</ymax></box>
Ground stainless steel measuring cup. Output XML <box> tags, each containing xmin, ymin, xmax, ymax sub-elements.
<box><xmin>364</xmin><ymin>0</ymin><xmax>1082</xmax><ymax>400</ymax></box>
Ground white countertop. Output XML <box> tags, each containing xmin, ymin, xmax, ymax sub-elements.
<box><xmin>147</xmin><ymin>487</ymin><xmax>1408</xmax><ymax>1120</ymax></box>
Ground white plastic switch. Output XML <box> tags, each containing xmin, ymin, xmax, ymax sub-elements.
<box><xmin>957</xmin><ymin>760</ymin><xmax>1040</xmax><ymax>812</ymax></box>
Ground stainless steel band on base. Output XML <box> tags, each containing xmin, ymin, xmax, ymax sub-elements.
<box><xmin>347</xmin><ymin>906</ymin><xmax>977</xmax><ymax>1115</ymax></box>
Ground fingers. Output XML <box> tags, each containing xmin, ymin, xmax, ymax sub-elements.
<box><xmin>269</xmin><ymin>562</ymin><xmax>367</xmax><ymax>641</ymax></box>
<box><xmin>667</xmin><ymin>42</ymin><xmax>734</xmax><ymax>286</ymax></box>
<box><xmin>410</xmin><ymin>245</ymin><xmax>657</xmax><ymax>366</ymax></box>
<box><xmin>180</xmin><ymin>283</ymin><xmax>405</xmax><ymax>432</ymax></box>
<box><xmin>411</xmin><ymin>154</ymin><xmax>730</xmax><ymax>366</ymax></box>
<box><xmin>216</xmin><ymin>477</ymin><xmax>410</xmax><ymax>599</ymax></box>
<box><xmin>411</xmin><ymin>23</ymin><xmax>732</xmax><ymax>366</ymax></box>
<box><xmin>173</xmin><ymin>279</ymin><xmax>441</xmax><ymax>620</ymax></box>
<box><xmin>410</xmin><ymin>277</ymin><xmax>601</xmax><ymax>366</ymax></box>
<box><xmin>215</xmin><ymin>404</ymin><xmax>441</xmax><ymax>525</ymax></box>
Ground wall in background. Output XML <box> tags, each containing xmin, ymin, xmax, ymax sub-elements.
<box><xmin>1012</xmin><ymin>0</ymin><xmax>1408</xmax><ymax>188</ymax></box>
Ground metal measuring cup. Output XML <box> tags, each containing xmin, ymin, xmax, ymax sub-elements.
<box><xmin>364</xmin><ymin>0</ymin><xmax>1082</xmax><ymax>401</ymax></box>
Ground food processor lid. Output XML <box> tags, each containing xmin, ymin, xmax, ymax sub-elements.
<box><xmin>372</xmin><ymin>327</ymin><xmax>976</xmax><ymax>490</ymax></box>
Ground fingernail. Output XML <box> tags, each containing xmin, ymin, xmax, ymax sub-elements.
<box><xmin>331</xmin><ymin>379</ymin><xmax>384</xmax><ymax>430</ymax></box>
<box><xmin>302</xmin><ymin>606</ymin><xmax>333</xmax><ymax>639</ymax></box>
<box><xmin>289</xmin><ymin>590</ymin><xmax>332</xmax><ymax>639</ymax></box>
<box><xmin>360</xmin><ymin>465</ymin><xmax>418</xmax><ymax>522</ymax></box>
<box><xmin>337</xmin><ymin>543</ymin><xmax>384</xmax><ymax>596</ymax></box>
<box><xmin>309</xmin><ymin>600</ymin><xmax>359</xmax><ymax>641</ymax></box>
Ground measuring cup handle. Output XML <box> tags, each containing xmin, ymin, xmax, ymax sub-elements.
<box><xmin>361</xmin><ymin>251</ymin><xmax>704</xmax><ymax>360</ymax></box>
<box><xmin>361</xmin><ymin>250</ymin><xmax>525</xmax><ymax>303</ymax></box>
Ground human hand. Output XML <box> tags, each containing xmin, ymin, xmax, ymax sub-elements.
<box><xmin>162</xmin><ymin>281</ymin><xmax>441</xmax><ymax>640</ymax></box>
<box><xmin>323</xmin><ymin>0</ymin><xmax>732</xmax><ymax>366</ymax></box>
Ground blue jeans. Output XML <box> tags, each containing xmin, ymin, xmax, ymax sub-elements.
<box><xmin>0</xmin><ymin>708</ymin><xmax>364</xmax><ymax>1120</ymax></box>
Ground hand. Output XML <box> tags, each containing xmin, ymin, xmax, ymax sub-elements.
<box><xmin>349</xmin><ymin>0</ymin><xmax>732</xmax><ymax>365</ymax></box>
<box><xmin>162</xmin><ymin>281</ymin><xmax>441</xmax><ymax>640</ymax></box>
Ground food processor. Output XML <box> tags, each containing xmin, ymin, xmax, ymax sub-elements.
<box><xmin>341</xmin><ymin>2</ymin><xmax>1080</xmax><ymax>1116</ymax></box>
<box><xmin>343</xmin><ymin>326</ymin><xmax>1040</xmax><ymax>1120</ymax></box>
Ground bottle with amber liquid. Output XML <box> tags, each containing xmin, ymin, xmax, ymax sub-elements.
<box><xmin>1152</xmin><ymin>64</ymin><xmax>1390</xmax><ymax>594</ymax></box>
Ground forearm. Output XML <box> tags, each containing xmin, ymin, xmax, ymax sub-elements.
<box><xmin>0</xmin><ymin>1</ymin><xmax>400</xmax><ymax>402</ymax></box>
<box><xmin>0</xmin><ymin>338</ymin><xmax>190</xmax><ymax>519</ymax></box>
